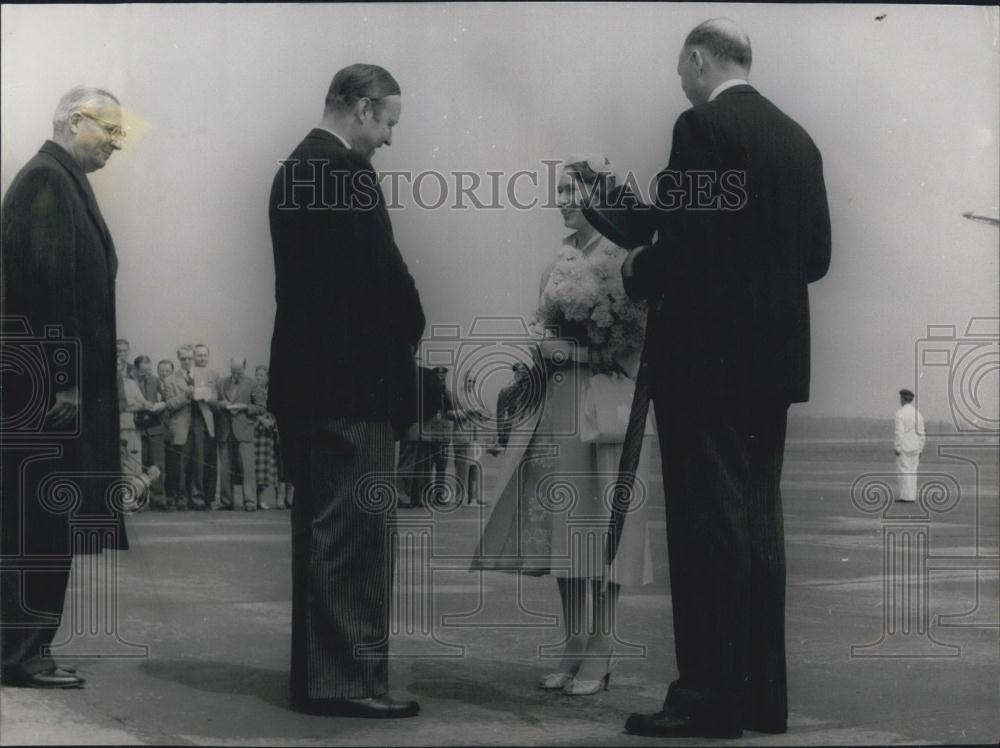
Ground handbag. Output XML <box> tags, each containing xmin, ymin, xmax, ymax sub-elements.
<box><xmin>581</xmin><ymin>372</ymin><xmax>652</xmax><ymax>443</ymax></box>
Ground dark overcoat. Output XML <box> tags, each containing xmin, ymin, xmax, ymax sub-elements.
<box><xmin>627</xmin><ymin>85</ymin><xmax>831</xmax><ymax>405</ymax></box>
<box><xmin>1</xmin><ymin>140</ymin><xmax>127</xmax><ymax>556</ymax></box>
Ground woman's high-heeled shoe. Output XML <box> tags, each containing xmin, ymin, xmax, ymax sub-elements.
<box><xmin>538</xmin><ymin>671</ymin><xmax>575</xmax><ymax>690</ymax></box>
<box><xmin>562</xmin><ymin>651</ymin><xmax>617</xmax><ymax>696</ymax></box>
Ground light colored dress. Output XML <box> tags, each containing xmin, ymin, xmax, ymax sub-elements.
<box><xmin>472</xmin><ymin>232</ymin><xmax>655</xmax><ymax>586</ymax></box>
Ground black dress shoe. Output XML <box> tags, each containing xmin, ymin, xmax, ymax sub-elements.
<box><xmin>297</xmin><ymin>695</ymin><xmax>419</xmax><ymax>718</ymax></box>
<box><xmin>624</xmin><ymin>710</ymin><xmax>741</xmax><ymax>739</ymax></box>
<box><xmin>2</xmin><ymin>668</ymin><xmax>86</xmax><ymax>689</ymax></box>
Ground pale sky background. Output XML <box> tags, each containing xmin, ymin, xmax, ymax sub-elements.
<box><xmin>2</xmin><ymin>3</ymin><xmax>998</xmax><ymax>424</ymax></box>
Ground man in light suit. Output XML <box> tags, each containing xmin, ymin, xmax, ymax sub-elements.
<box><xmin>619</xmin><ymin>19</ymin><xmax>831</xmax><ymax>739</ymax></box>
<box><xmin>893</xmin><ymin>389</ymin><xmax>926</xmax><ymax>502</ymax></box>
<box><xmin>268</xmin><ymin>63</ymin><xmax>424</xmax><ymax>718</ymax></box>
<box><xmin>193</xmin><ymin>344</ymin><xmax>220</xmax><ymax>507</ymax></box>
<box><xmin>164</xmin><ymin>345</ymin><xmax>217</xmax><ymax>510</ymax></box>
<box><xmin>216</xmin><ymin>357</ymin><xmax>265</xmax><ymax>511</ymax></box>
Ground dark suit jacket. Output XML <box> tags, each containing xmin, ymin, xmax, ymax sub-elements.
<box><xmin>1</xmin><ymin>140</ymin><xmax>127</xmax><ymax>554</ymax></box>
<box><xmin>627</xmin><ymin>86</ymin><xmax>831</xmax><ymax>404</ymax></box>
<box><xmin>267</xmin><ymin>129</ymin><xmax>425</xmax><ymax>435</ymax></box>
<box><xmin>216</xmin><ymin>375</ymin><xmax>264</xmax><ymax>443</ymax></box>
<box><xmin>134</xmin><ymin>373</ymin><xmax>166</xmax><ymax>436</ymax></box>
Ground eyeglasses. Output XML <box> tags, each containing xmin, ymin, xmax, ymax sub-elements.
<box><xmin>78</xmin><ymin>112</ymin><xmax>126</xmax><ymax>140</ymax></box>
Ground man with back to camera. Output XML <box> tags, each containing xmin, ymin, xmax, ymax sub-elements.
<box><xmin>617</xmin><ymin>19</ymin><xmax>831</xmax><ymax>738</ymax></box>
<box><xmin>1</xmin><ymin>85</ymin><xmax>130</xmax><ymax>689</ymax></box>
<box><xmin>894</xmin><ymin>388</ymin><xmax>925</xmax><ymax>502</ymax></box>
<box><xmin>268</xmin><ymin>63</ymin><xmax>425</xmax><ymax>718</ymax></box>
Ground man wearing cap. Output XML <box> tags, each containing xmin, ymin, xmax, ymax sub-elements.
<box><xmin>618</xmin><ymin>19</ymin><xmax>831</xmax><ymax>739</ymax></box>
<box><xmin>894</xmin><ymin>389</ymin><xmax>926</xmax><ymax>503</ymax></box>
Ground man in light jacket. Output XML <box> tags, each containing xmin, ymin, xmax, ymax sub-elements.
<box><xmin>894</xmin><ymin>388</ymin><xmax>926</xmax><ymax>502</ymax></box>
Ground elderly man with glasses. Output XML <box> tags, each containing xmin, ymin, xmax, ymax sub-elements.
<box><xmin>1</xmin><ymin>85</ymin><xmax>128</xmax><ymax>689</ymax></box>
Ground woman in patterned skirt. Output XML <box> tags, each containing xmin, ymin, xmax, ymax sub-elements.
<box><xmin>252</xmin><ymin>365</ymin><xmax>293</xmax><ymax>509</ymax></box>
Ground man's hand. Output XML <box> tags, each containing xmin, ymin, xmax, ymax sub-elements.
<box><xmin>45</xmin><ymin>387</ymin><xmax>79</xmax><ymax>428</ymax></box>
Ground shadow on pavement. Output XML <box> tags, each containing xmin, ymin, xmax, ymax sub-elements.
<box><xmin>140</xmin><ymin>658</ymin><xmax>290</xmax><ymax>710</ymax></box>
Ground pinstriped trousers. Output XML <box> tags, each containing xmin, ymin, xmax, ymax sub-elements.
<box><xmin>283</xmin><ymin>417</ymin><xmax>396</xmax><ymax>702</ymax></box>
<box><xmin>652</xmin><ymin>392</ymin><xmax>789</xmax><ymax>732</ymax></box>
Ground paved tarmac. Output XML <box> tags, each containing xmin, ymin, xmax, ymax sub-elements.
<box><xmin>2</xmin><ymin>439</ymin><xmax>997</xmax><ymax>746</ymax></box>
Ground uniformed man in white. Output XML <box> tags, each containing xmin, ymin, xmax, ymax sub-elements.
<box><xmin>894</xmin><ymin>389</ymin><xmax>926</xmax><ymax>502</ymax></box>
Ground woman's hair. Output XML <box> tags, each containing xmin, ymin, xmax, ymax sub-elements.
<box><xmin>563</xmin><ymin>154</ymin><xmax>616</xmax><ymax>203</ymax></box>
<box><xmin>133</xmin><ymin>355</ymin><xmax>151</xmax><ymax>368</ymax></box>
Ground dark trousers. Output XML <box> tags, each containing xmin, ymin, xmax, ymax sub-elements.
<box><xmin>219</xmin><ymin>436</ymin><xmax>255</xmax><ymax>507</ymax></box>
<box><xmin>140</xmin><ymin>431</ymin><xmax>166</xmax><ymax>497</ymax></box>
<box><xmin>285</xmin><ymin>417</ymin><xmax>396</xmax><ymax>702</ymax></box>
<box><xmin>165</xmin><ymin>442</ymin><xmax>182</xmax><ymax>502</ymax></box>
<box><xmin>203</xmin><ymin>426</ymin><xmax>218</xmax><ymax>503</ymax></box>
<box><xmin>395</xmin><ymin>439</ymin><xmax>419</xmax><ymax>505</ymax></box>
<box><xmin>0</xmin><ymin>559</ymin><xmax>73</xmax><ymax>678</ymax></box>
<box><xmin>179</xmin><ymin>407</ymin><xmax>210</xmax><ymax>505</ymax></box>
<box><xmin>653</xmin><ymin>392</ymin><xmax>789</xmax><ymax>731</ymax></box>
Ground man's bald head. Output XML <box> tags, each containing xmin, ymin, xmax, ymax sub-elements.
<box><xmin>677</xmin><ymin>19</ymin><xmax>752</xmax><ymax>106</ymax></box>
<box><xmin>684</xmin><ymin>19</ymin><xmax>752</xmax><ymax>71</ymax></box>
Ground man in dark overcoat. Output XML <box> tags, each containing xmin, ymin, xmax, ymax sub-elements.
<box><xmin>1</xmin><ymin>85</ymin><xmax>130</xmax><ymax>688</ymax></box>
<box><xmin>619</xmin><ymin>20</ymin><xmax>831</xmax><ymax>738</ymax></box>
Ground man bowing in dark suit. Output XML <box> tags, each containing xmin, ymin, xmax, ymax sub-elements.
<box><xmin>1</xmin><ymin>86</ymin><xmax>130</xmax><ymax>688</ymax></box>
<box><xmin>268</xmin><ymin>64</ymin><xmax>425</xmax><ymax>718</ymax></box>
<box><xmin>619</xmin><ymin>20</ymin><xmax>831</xmax><ymax>739</ymax></box>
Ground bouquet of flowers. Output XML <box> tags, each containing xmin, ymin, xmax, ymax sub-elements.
<box><xmin>534</xmin><ymin>243</ymin><xmax>646</xmax><ymax>359</ymax></box>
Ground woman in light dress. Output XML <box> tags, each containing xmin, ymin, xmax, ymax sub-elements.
<box><xmin>472</xmin><ymin>155</ymin><xmax>655</xmax><ymax>696</ymax></box>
